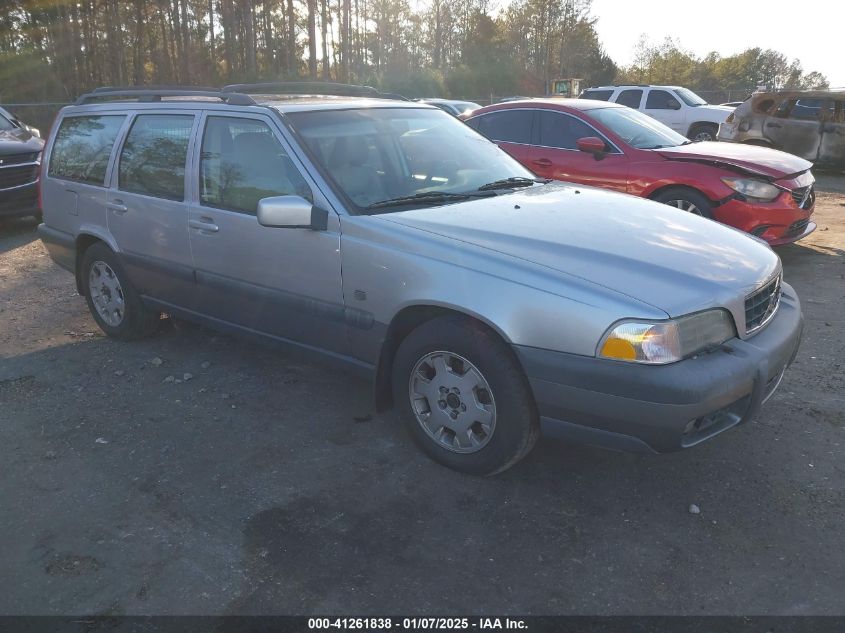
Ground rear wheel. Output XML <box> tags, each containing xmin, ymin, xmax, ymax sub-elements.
<box><xmin>392</xmin><ymin>315</ymin><xmax>539</xmax><ymax>475</ymax></box>
<box><xmin>653</xmin><ymin>187</ymin><xmax>714</xmax><ymax>219</ymax></box>
<box><xmin>81</xmin><ymin>243</ymin><xmax>160</xmax><ymax>340</ymax></box>
<box><xmin>689</xmin><ymin>123</ymin><xmax>718</xmax><ymax>143</ymax></box>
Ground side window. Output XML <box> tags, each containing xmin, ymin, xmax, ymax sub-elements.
<box><xmin>835</xmin><ymin>100</ymin><xmax>845</xmax><ymax>124</ymax></box>
<box><xmin>49</xmin><ymin>115</ymin><xmax>125</xmax><ymax>186</ymax></box>
<box><xmin>119</xmin><ymin>114</ymin><xmax>193</xmax><ymax>201</ymax></box>
<box><xmin>538</xmin><ymin>111</ymin><xmax>598</xmax><ymax>150</ymax></box>
<box><xmin>581</xmin><ymin>90</ymin><xmax>613</xmax><ymax>101</ymax></box>
<box><xmin>200</xmin><ymin>116</ymin><xmax>311</xmax><ymax>215</ymax></box>
<box><xmin>615</xmin><ymin>89</ymin><xmax>643</xmax><ymax>109</ymax></box>
<box><xmin>474</xmin><ymin>110</ymin><xmax>533</xmax><ymax>144</ymax></box>
<box><xmin>789</xmin><ymin>98</ymin><xmax>827</xmax><ymax>121</ymax></box>
<box><xmin>773</xmin><ymin>99</ymin><xmax>793</xmax><ymax>118</ymax></box>
<box><xmin>645</xmin><ymin>90</ymin><xmax>680</xmax><ymax>110</ymax></box>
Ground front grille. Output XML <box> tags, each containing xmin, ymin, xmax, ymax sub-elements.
<box><xmin>0</xmin><ymin>152</ymin><xmax>38</xmax><ymax>166</ymax></box>
<box><xmin>791</xmin><ymin>185</ymin><xmax>815</xmax><ymax>209</ymax></box>
<box><xmin>0</xmin><ymin>164</ymin><xmax>38</xmax><ymax>190</ymax></box>
<box><xmin>785</xmin><ymin>218</ymin><xmax>809</xmax><ymax>237</ymax></box>
<box><xmin>745</xmin><ymin>274</ymin><xmax>781</xmax><ymax>334</ymax></box>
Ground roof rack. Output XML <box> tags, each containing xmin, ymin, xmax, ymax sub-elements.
<box><xmin>222</xmin><ymin>81</ymin><xmax>408</xmax><ymax>101</ymax></box>
<box><xmin>75</xmin><ymin>86</ymin><xmax>256</xmax><ymax>106</ymax></box>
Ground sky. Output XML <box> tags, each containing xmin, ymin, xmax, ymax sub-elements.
<box><xmin>589</xmin><ymin>0</ymin><xmax>844</xmax><ymax>87</ymax></box>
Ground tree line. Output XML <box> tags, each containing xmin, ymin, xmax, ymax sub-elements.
<box><xmin>0</xmin><ymin>0</ymin><xmax>828</xmax><ymax>107</ymax></box>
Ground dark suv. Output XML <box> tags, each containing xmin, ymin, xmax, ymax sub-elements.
<box><xmin>0</xmin><ymin>106</ymin><xmax>44</xmax><ymax>219</ymax></box>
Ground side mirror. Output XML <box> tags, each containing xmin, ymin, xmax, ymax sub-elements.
<box><xmin>576</xmin><ymin>136</ymin><xmax>608</xmax><ymax>160</ymax></box>
<box><xmin>257</xmin><ymin>195</ymin><xmax>328</xmax><ymax>231</ymax></box>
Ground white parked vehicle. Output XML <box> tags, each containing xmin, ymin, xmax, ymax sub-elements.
<box><xmin>580</xmin><ymin>85</ymin><xmax>734</xmax><ymax>142</ymax></box>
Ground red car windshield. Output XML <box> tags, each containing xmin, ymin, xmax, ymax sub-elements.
<box><xmin>588</xmin><ymin>106</ymin><xmax>690</xmax><ymax>149</ymax></box>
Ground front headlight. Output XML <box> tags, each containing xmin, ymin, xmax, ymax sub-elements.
<box><xmin>598</xmin><ymin>310</ymin><xmax>736</xmax><ymax>364</ymax></box>
<box><xmin>721</xmin><ymin>177</ymin><xmax>781</xmax><ymax>202</ymax></box>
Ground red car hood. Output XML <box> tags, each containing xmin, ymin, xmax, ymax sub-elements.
<box><xmin>656</xmin><ymin>141</ymin><xmax>813</xmax><ymax>180</ymax></box>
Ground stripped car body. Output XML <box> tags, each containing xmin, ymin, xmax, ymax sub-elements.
<box><xmin>718</xmin><ymin>90</ymin><xmax>845</xmax><ymax>167</ymax></box>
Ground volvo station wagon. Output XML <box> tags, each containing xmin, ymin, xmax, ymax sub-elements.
<box><xmin>38</xmin><ymin>83</ymin><xmax>803</xmax><ymax>474</ymax></box>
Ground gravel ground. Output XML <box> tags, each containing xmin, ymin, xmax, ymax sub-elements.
<box><xmin>0</xmin><ymin>179</ymin><xmax>843</xmax><ymax>616</ymax></box>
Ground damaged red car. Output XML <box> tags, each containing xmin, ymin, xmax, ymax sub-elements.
<box><xmin>463</xmin><ymin>99</ymin><xmax>816</xmax><ymax>245</ymax></box>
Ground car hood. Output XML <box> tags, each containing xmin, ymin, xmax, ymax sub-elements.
<box><xmin>381</xmin><ymin>183</ymin><xmax>780</xmax><ymax>319</ymax></box>
<box><xmin>0</xmin><ymin>127</ymin><xmax>43</xmax><ymax>156</ymax></box>
<box><xmin>656</xmin><ymin>141</ymin><xmax>812</xmax><ymax>179</ymax></box>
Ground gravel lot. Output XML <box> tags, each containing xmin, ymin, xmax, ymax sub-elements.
<box><xmin>1</xmin><ymin>177</ymin><xmax>843</xmax><ymax>616</ymax></box>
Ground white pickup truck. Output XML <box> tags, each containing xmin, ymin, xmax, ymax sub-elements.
<box><xmin>579</xmin><ymin>85</ymin><xmax>735</xmax><ymax>142</ymax></box>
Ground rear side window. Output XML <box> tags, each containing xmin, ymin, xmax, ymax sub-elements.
<box><xmin>119</xmin><ymin>114</ymin><xmax>193</xmax><ymax>201</ymax></box>
<box><xmin>49</xmin><ymin>115</ymin><xmax>125</xmax><ymax>186</ymax></box>
<box><xmin>645</xmin><ymin>90</ymin><xmax>681</xmax><ymax>110</ymax></box>
<box><xmin>538</xmin><ymin>111</ymin><xmax>597</xmax><ymax>150</ymax></box>
<box><xmin>581</xmin><ymin>90</ymin><xmax>613</xmax><ymax>101</ymax></box>
<box><xmin>199</xmin><ymin>116</ymin><xmax>311</xmax><ymax>215</ymax></box>
<box><xmin>473</xmin><ymin>110</ymin><xmax>533</xmax><ymax>144</ymax></box>
<box><xmin>615</xmin><ymin>89</ymin><xmax>643</xmax><ymax>109</ymax></box>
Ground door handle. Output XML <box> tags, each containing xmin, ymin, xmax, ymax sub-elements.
<box><xmin>532</xmin><ymin>158</ymin><xmax>552</xmax><ymax>167</ymax></box>
<box><xmin>107</xmin><ymin>199</ymin><xmax>128</xmax><ymax>213</ymax></box>
<box><xmin>766</xmin><ymin>122</ymin><xmax>782</xmax><ymax>129</ymax></box>
<box><xmin>189</xmin><ymin>217</ymin><xmax>219</xmax><ymax>233</ymax></box>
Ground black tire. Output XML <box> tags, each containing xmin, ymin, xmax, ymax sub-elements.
<box><xmin>81</xmin><ymin>242</ymin><xmax>160</xmax><ymax>340</ymax></box>
<box><xmin>652</xmin><ymin>187</ymin><xmax>714</xmax><ymax>219</ymax></box>
<box><xmin>391</xmin><ymin>315</ymin><xmax>539</xmax><ymax>475</ymax></box>
<box><xmin>688</xmin><ymin>123</ymin><xmax>718</xmax><ymax>143</ymax></box>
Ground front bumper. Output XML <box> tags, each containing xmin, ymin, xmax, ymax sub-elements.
<box><xmin>0</xmin><ymin>181</ymin><xmax>39</xmax><ymax>218</ymax></box>
<box><xmin>715</xmin><ymin>195</ymin><xmax>815</xmax><ymax>246</ymax></box>
<box><xmin>514</xmin><ymin>283</ymin><xmax>803</xmax><ymax>453</ymax></box>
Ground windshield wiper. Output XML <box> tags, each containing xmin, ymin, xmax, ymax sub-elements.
<box><xmin>477</xmin><ymin>176</ymin><xmax>550</xmax><ymax>191</ymax></box>
<box><xmin>366</xmin><ymin>190</ymin><xmax>497</xmax><ymax>210</ymax></box>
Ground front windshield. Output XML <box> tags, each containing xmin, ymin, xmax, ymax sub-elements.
<box><xmin>675</xmin><ymin>87</ymin><xmax>707</xmax><ymax>106</ymax></box>
<box><xmin>0</xmin><ymin>113</ymin><xmax>16</xmax><ymax>131</ymax></box>
<box><xmin>286</xmin><ymin>107</ymin><xmax>535</xmax><ymax>212</ymax></box>
<box><xmin>588</xmin><ymin>106</ymin><xmax>689</xmax><ymax>149</ymax></box>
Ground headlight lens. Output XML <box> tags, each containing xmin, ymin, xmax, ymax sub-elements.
<box><xmin>598</xmin><ymin>310</ymin><xmax>736</xmax><ymax>364</ymax></box>
<box><xmin>721</xmin><ymin>177</ymin><xmax>781</xmax><ymax>202</ymax></box>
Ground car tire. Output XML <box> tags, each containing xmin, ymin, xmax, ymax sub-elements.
<box><xmin>81</xmin><ymin>242</ymin><xmax>160</xmax><ymax>340</ymax></box>
<box><xmin>653</xmin><ymin>187</ymin><xmax>715</xmax><ymax>219</ymax></box>
<box><xmin>391</xmin><ymin>315</ymin><xmax>539</xmax><ymax>475</ymax></box>
<box><xmin>689</xmin><ymin>123</ymin><xmax>718</xmax><ymax>143</ymax></box>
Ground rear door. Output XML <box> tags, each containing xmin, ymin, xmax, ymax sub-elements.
<box><xmin>467</xmin><ymin>109</ymin><xmax>537</xmax><ymax>170</ymax></box>
<box><xmin>187</xmin><ymin>112</ymin><xmax>347</xmax><ymax>354</ymax></box>
<box><xmin>763</xmin><ymin>97</ymin><xmax>827</xmax><ymax>159</ymax></box>
<box><xmin>643</xmin><ymin>89</ymin><xmax>684</xmax><ymax>133</ymax></box>
<box><xmin>818</xmin><ymin>98</ymin><xmax>845</xmax><ymax>165</ymax></box>
<box><xmin>529</xmin><ymin>110</ymin><xmax>628</xmax><ymax>191</ymax></box>
<box><xmin>107</xmin><ymin>111</ymin><xmax>198</xmax><ymax>309</ymax></box>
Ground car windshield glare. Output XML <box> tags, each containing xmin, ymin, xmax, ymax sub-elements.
<box><xmin>675</xmin><ymin>88</ymin><xmax>707</xmax><ymax>107</ymax></box>
<box><xmin>589</xmin><ymin>106</ymin><xmax>689</xmax><ymax>149</ymax></box>
<box><xmin>286</xmin><ymin>107</ymin><xmax>535</xmax><ymax>212</ymax></box>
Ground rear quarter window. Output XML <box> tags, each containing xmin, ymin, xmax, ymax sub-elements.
<box><xmin>49</xmin><ymin>115</ymin><xmax>126</xmax><ymax>186</ymax></box>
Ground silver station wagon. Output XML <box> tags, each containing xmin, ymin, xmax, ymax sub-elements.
<box><xmin>38</xmin><ymin>83</ymin><xmax>803</xmax><ymax>475</ymax></box>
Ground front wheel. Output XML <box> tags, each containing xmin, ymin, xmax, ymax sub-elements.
<box><xmin>689</xmin><ymin>123</ymin><xmax>718</xmax><ymax>143</ymax></box>
<box><xmin>652</xmin><ymin>187</ymin><xmax>714</xmax><ymax>219</ymax></box>
<box><xmin>392</xmin><ymin>315</ymin><xmax>539</xmax><ymax>475</ymax></box>
<box><xmin>81</xmin><ymin>243</ymin><xmax>160</xmax><ymax>340</ymax></box>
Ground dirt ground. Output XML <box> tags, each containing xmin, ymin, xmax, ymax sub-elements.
<box><xmin>0</xmin><ymin>177</ymin><xmax>843</xmax><ymax>615</ymax></box>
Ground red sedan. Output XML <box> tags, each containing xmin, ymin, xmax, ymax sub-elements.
<box><xmin>462</xmin><ymin>99</ymin><xmax>816</xmax><ymax>245</ymax></box>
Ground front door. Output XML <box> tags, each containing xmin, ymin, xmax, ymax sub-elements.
<box><xmin>528</xmin><ymin>110</ymin><xmax>629</xmax><ymax>192</ymax></box>
<box><xmin>107</xmin><ymin>111</ymin><xmax>198</xmax><ymax>309</ymax></box>
<box><xmin>763</xmin><ymin>98</ymin><xmax>827</xmax><ymax>160</ymax></box>
<box><xmin>187</xmin><ymin>112</ymin><xmax>347</xmax><ymax>354</ymax></box>
<box><xmin>643</xmin><ymin>89</ymin><xmax>685</xmax><ymax>134</ymax></box>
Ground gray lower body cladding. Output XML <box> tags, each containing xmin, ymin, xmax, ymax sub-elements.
<box><xmin>514</xmin><ymin>283</ymin><xmax>803</xmax><ymax>453</ymax></box>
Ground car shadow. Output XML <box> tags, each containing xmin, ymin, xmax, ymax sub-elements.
<box><xmin>0</xmin><ymin>216</ymin><xmax>39</xmax><ymax>254</ymax></box>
